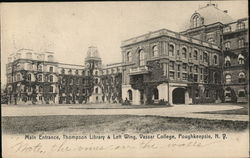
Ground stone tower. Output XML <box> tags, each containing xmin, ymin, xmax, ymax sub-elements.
<box><xmin>85</xmin><ymin>46</ymin><xmax>103</xmax><ymax>103</ymax></box>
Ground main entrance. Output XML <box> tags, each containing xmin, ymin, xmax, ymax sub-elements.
<box><xmin>172</xmin><ymin>88</ymin><xmax>185</xmax><ymax>104</ymax></box>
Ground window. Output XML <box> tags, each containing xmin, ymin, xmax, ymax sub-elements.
<box><xmin>138</xmin><ymin>50</ymin><xmax>145</xmax><ymax>66</ymax></box>
<box><xmin>177</xmin><ymin>65</ymin><xmax>181</xmax><ymax>71</ymax></box>
<box><xmin>177</xmin><ymin>72</ymin><xmax>181</xmax><ymax>79</ymax></box>
<box><xmin>205</xmin><ymin>90</ymin><xmax>209</xmax><ymax>98</ymax></box>
<box><xmin>225</xmin><ymin>42</ymin><xmax>231</xmax><ymax>49</ymax></box>
<box><xmin>152</xmin><ymin>45</ymin><xmax>159</xmax><ymax>57</ymax></box>
<box><xmin>189</xmin><ymin>66</ymin><xmax>192</xmax><ymax>72</ymax></box>
<box><xmin>169</xmin><ymin>72</ymin><xmax>175</xmax><ymax>80</ymax></box>
<box><xmin>17</xmin><ymin>74</ymin><xmax>21</xmax><ymax>81</ymax></box>
<box><xmin>182</xmin><ymin>63</ymin><xmax>187</xmax><ymax>71</ymax></box>
<box><xmin>48</xmin><ymin>55</ymin><xmax>54</xmax><ymax>62</ymax></box>
<box><xmin>39</xmin><ymin>86</ymin><xmax>43</xmax><ymax>93</ymax></box>
<box><xmin>237</xmin><ymin>22</ymin><xmax>245</xmax><ymax>30</ymax></box>
<box><xmin>28</xmin><ymin>64</ymin><xmax>33</xmax><ymax>70</ymax></box>
<box><xmin>213</xmin><ymin>55</ymin><xmax>218</xmax><ymax>65</ymax></box>
<box><xmin>238</xmin><ymin>90</ymin><xmax>246</xmax><ymax>97</ymax></box>
<box><xmin>203</xmin><ymin>52</ymin><xmax>208</xmax><ymax>62</ymax></box>
<box><xmin>194</xmin><ymin>50</ymin><xmax>198</xmax><ymax>60</ymax></box>
<box><xmin>95</xmin><ymin>71</ymin><xmax>98</xmax><ymax>76</ymax></box>
<box><xmin>128</xmin><ymin>90</ymin><xmax>132</xmax><ymax>100</ymax></box>
<box><xmin>225</xmin><ymin>74</ymin><xmax>231</xmax><ymax>84</ymax></box>
<box><xmin>224</xmin><ymin>26</ymin><xmax>231</xmax><ymax>33</ymax></box>
<box><xmin>127</xmin><ymin>51</ymin><xmax>132</xmax><ymax>62</ymax></box>
<box><xmin>38</xmin><ymin>74</ymin><xmax>42</xmax><ymax>82</ymax></box>
<box><xmin>49</xmin><ymin>67</ymin><xmax>53</xmax><ymax>72</ymax></box>
<box><xmin>225</xmin><ymin>56</ymin><xmax>231</xmax><ymax>67</ymax></box>
<box><xmin>169</xmin><ymin>61</ymin><xmax>174</xmax><ymax>70</ymax></box>
<box><xmin>238</xmin><ymin>39</ymin><xmax>244</xmax><ymax>48</ymax></box>
<box><xmin>61</xmin><ymin>69</ymin><xmax>65</xmax><ymax>74</ymax></box>
<box><xmin>75</xmin><ymin>70</ymin><xmax>79</xmax><ymax>75</ymax></box>
<box><xmin>182</xmin><ymin>73</ymin><xmax>188</xmax><ymax>80</ymax></box>
<box><xmin>68</xmin><ymin>69</ymin><xmax>72</xmax><ymax>74</ymax></box>
<box><xmin>194</xmin><ymin>65</ymin><xmax>198</xmax><ymax>73</ymax></box>
<box><xmin>95</xmin><ymin>87</ymin><xmax>98</xmax><ymax>93</ymax></box>
<box><xmin>95</xmin><ymin>78</ymin><xmax>98</xmax><ymax>84</ymax></box>
<box><xmin>169</xmin><ymin>44</ymin><xmax>174</xmax><ymax>56</ymax></box>
<box><xmin>238</xmin><ymin>54</ymin><xmax>244</xmax><ymax>64</ymax></box>
<box><xmin>49</xmin><ymin>86</ymin><xmax>53</xmax><ymax>93</ymax></box>
<box><xmin>38</xmin><ymin>64</ymin><xmax>43</xmax><ymax>71</ymax></box>
<box><xmin>182</xmin><ymin>47</ymin><xmax>187</xmax><ymax>59</ymax></box>
<box><xmin>27</xmin><ymin>74</ymin><xmax>31</xmax><ymax>81</ymax></box>
<box><xmin>28</xmin><ymin>87</ymin><xmax>32</xmax><ymax>92</ymax></box>
<box><xmin>194</xmin><ymin>74</ymin><xmax>198</xmax><ymax>82</ymax></box>
<box><xmin>193</xmin><ymin>15</ymin><xmax>199</xmax><ymax>28</ymax></box>
<box><xmin>238</xmin><ymin>72</ymin><xmax>246</xmax><ymax>83</ymax></box>
<box><xmin>49</xmin><ymin>75</ymin><xmax>53</xmax><ymax>82</ymax></box>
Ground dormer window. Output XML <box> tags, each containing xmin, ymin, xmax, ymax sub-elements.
<box><xmin>193</xmin><ymin>15</ymin><xmax>200</xmax><ymax>28</ymax></box>
<box><xmin>237</xmin><ymin>22</ymin><xmax>245</xmax><ymax>30</ymax></box>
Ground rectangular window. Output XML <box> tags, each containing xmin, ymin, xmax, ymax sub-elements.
<box><xmin>182</xmin><ymin>73</ymin><xmax>188</xmax><ymax>80</ymax></box>
<box><xmin>38</xmin><ymin>75</ymin><xmax>42</xmax><ymax>82</ymax></box>
<box><xmin>177</xmin><ymin>65</ymin><xmax>181</xmax><ymax>71</ymax></box>
<box><xmin>194</xmin><ymin>65</ymin><xmax>198</xmax><ymax>73</ymax></box>
<box><xmin>169</xmin><ymin>61</ymin><xmax>174</xmax><ymax>71</ymax></box>
<box><xmin>182</xmin><ymin>63</ymin><xmax>187</xmax><ymax>71</ymax></box>
<box><xmin>49</xmin><ymin>67</ymin><xmax>53</xmax><ymax>72</ymax></box>
<box><xmin>194</xmin><ymin>74</ymin><xmax>198</xmax><ymax>82</ymax></box>
<box><xmin>177</xmin><ymin>72</ymin><xmax>180</xmax><ymax>79</ymax></box>
<box><xmin>169</xmin><ymin>72</ymin><xmax>175</xmax><ymax>80</ymax></box>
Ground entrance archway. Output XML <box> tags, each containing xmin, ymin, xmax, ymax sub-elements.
<box><xmin>172</xmin><ymin>88</ymin><xmax>185</xmax><ymax>104</ymax></box>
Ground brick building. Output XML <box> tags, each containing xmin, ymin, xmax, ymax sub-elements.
<box><xmin>5</xmin><ymin>3</ymin><xmax>248</xmax><ymax>105</ymax></box>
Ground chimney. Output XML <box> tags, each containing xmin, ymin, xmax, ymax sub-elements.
<box><xmin>224</xmin><ymin>10</ymin><xmax>228</xmax><ymax>13</ymax></box>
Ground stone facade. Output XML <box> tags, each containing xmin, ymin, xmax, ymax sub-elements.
<box><xmin>5</xmin><ymin>3</ymin><xmax>248</xmax><ymax>105</ymax></box>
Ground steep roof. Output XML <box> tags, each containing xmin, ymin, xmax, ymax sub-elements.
<box><xmin>196</xmin><ymin>4</ymin><xmax>233</xmax><ymax>25</ymax></box>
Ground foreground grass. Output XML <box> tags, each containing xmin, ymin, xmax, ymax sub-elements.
<box><xmin>2</xmin><ymin>115</ymin><xmax>248</xmax><ymax>135</ymax></box>
<box><xmin>197</xmin><ymin>104</ymin><xmax>249</xmax><ymax>115</ymax></box>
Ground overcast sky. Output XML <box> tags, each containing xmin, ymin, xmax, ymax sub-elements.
<box><xmin>1</xmin><ymin>1</ymin><xmax>248</xmax><ymax>85</ymax></box>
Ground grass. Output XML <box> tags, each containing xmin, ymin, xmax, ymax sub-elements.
<box><xmin>2</xmin><ymin>115</ymin><xmax>248</xmax><ymax>135</ymax></box>
<box><xmin>197</xmin><ymin>104</ymin><xmax>249</xmax><ymax>115</ymax></box>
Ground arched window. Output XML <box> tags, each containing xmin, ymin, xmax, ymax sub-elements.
<box><xmin>225</xmin><ymin>56</ymin><xmax>231</xmax><ymax>67</ymax></box>
<box><xmin>27</xmin><ymin>74</ymin><xmax>32</xmax><ymax>81</ymax></box>
<box><xmin>38</xmin><ymin>74</ymin><xmax>43</xmax><ymax>82</ymax></box>
<box><xmin>153</xmin><ymin>88</ymin><xmax>159</xmax><ymax>100</ymax></box>
<box><xmin>213</xmin><ymin>55</ymin><xmax>218</xmax><ymax>65</ymax></box>
<box><xmin>169</xmin><ymin>44</ymin><xmax>174</xmax><ymax>56</ymax></box>
<box><xmin>225</xmin><ymin>74</ymin><xmax>231</xmax><ymax>84</ymax></box>
<box><xmin>238</xmin><ymin>54</ymin><xmax>244</xmax><ymax>64</ymax></box>
<box><xmin>138</xmin><ymin>49</ymin><xmax>145</xmax><ymax>66</ymax></box>
<box><xmin>238</xmin><ymin>39</ymin><xmax>245</xmax><ymax>48</ymax></box>
<box><xmin>238</xmin><ymin>72</ymin><xmax>246</xmax><ymax>83</ymax></box>
<box><xmin>182</xmin><ymin>47</ymin><xmax>187</xmax><ymax>59</ymax></box>
<box><xmin>127</xmin><ymin>51</ymin><xmax>132</xmax><ymax>62</ymax></box>
<box><xmin>152</xmin><ymin>45</ymin><xmax>158</xmax><ymax>57</ymax></box>
<box><xmin>193</xmin><ymin>15</ymin><xmax>199</xmax><ymax>28</ymax></box>
<box><xmin>193</xmin><ymin>50</ymin><xmax>198</xmax><ymax>60</ymax></box>
<box><xmin>203</xmin><ymin>52</ymin><xmax>208</xmax><ymax>62</ymax></box>
<box><xmin>128</xmin><ymin>90</ymin><xmax>132</xmax><ymax>101</ymax></box>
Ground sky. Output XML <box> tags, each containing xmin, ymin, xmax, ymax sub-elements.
<box><xmin>1</xmin><ymin>1</ymin><xmax>248</xmax><ymax>85</ymax></box>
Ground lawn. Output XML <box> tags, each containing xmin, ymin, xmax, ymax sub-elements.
<box><xmin>2</xmin><ymin>115</ymin><xmax>248</xmax><ymax>135</ymax></box>
<box><xmin>197</xmin><ymin>104</ymin><xmax>249</xmax><ymax>115</ymax></box>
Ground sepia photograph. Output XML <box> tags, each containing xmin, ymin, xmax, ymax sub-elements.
<box><xmin>1</xmin><ymin>1</ymin><xmax>249</xmax><ymax>157</ymax></box>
